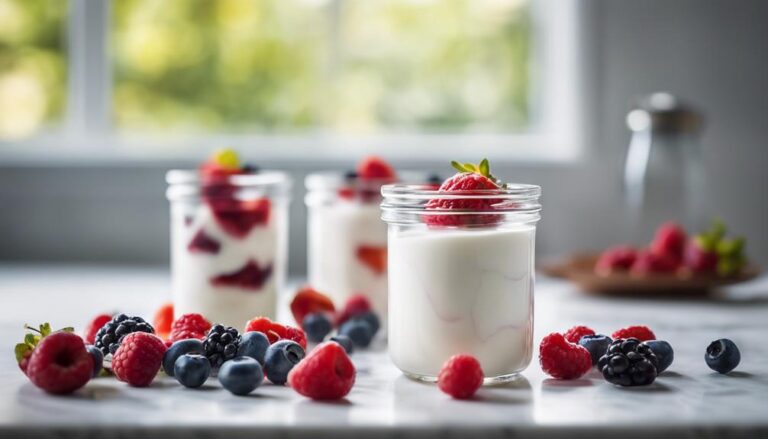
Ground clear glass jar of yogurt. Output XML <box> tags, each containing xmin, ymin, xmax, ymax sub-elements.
<box><xmin>166</xmin><ymin>170</ymin><xmax>291</xmax><ymax>328</ymax></box>
<box><xmin>381</xmin><ymin>183</ymin><xmax>541</xmax><ymax>383</ymax></box>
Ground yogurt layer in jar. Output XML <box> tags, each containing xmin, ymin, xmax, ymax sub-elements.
<box><xmin>381</xmin><ymin>160</ymin><xmax>541</xmax><ymax>383</ymax></box>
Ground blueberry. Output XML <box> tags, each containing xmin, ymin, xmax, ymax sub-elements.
<box><xmin>705</xmin><ymin>338</ymin><xmax>741</xmax><ymax>374</ymax></box>
<box><xmin>162</xmin><ymin>339</ymin><xmax>205</xmax><ymax>377</ymax></box>
<box><xmin>578</xmin><ymin>334</ymin><xmax>612</xmax><ymax>366</ymax></box>
<box><xmin>237</xmin><ymin>331</ymin><xmax>270</xmax><ymax>365</ymax></box>
<box><xmin>338</xmin><ymin>320</ymin><xmax>373</xmax><ymax>348</ymax></box>
<box><xmin>330</xmin><ymin>335</ymin><xmax>354</xmax><ymax>354</ymax></box>
<box><xmin>86</xmin><ymin>345</ymin><xmax>103</xmax><ymax>377</ymax></box>
<box><xmin>174</xmin><ymin>354</ymin><xmax>211</xmax><ymax>388</ymax></box>
<box><xmin>643</xmin><ymin>340</ymin><xmax>674</xmax><ymax>373</ymax></box>
<box><xmin>218</xmin><ymin>356</ymin><xmax>263</xmax><ymax>395</ymax></box>
<box><xmin>264</xmin><ymin>340</ymin><xmax>305</xmax><ymax>385</ymax></box>
<box><xmin>356</xmin><ymin>311</ymin><xmax>380</xmax><ymax>336</ymax></box>
<box><xmin>302</xmin><ymin>313</ymin><xmax>332</xmax><ymax>343</ymax></box>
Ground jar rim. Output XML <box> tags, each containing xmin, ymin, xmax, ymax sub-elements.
<box><xmin>381</xmin><ymin>183</ymin><xmax>541</xmax><ymax>201</ymax></box>
<box><xmin>305</xmin><ymin>170</ymin><xmax>432</xmax><ymax>191</ymax></box>
<box><xmin>166</xmin><ymin>169</ymin><xmax>292</xmax><ymax>187</ymax></box>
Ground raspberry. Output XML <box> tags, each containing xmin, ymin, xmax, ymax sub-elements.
<box><xmin>83</xmin><ymin>313</ymin><xmax>112</xmax><ymax>345</ymax></box>
<box><xmin>424</xmin><ymin>160</ymin><xmax>503</xmax><ymax>227</ymax></box>
<box><xmin>288</xmin><ymin>342</ymin><xmax>356</xmax><ymax>400</ymax></box>
<box><xmin>651</xmin><ymin>222</ymin><xmax>687</xmax><ymax>263</ymax></box>
<box><xmin>335</xmin><ymin>294</ymin><xmax>372</xmax><ymax>327</ymax></box>
<box><xmin>357</xmin><ymin>156</ymin><xmax>396</xmax><ymax>181</ymax></box>
<box><xmin>563</xmin><ymin>325</ymin><xmax>595</xmax><ymax>344</ymax></box>
<box><xmin>438</xmin><ymin>354</ymin><xmax>484</xmax><ymax>399</ymax></box>
<box><xmin>630</xmin><ymin>250</ymin><xmax>679</xmax><ymax>275</ymax></box>
<box><xmin>284</xmin><ymin>326</ymin><xmax>307</xmax><ymax>350</ymax></box>
<box><xmin>170</xmin><ymin>313</ymin><xmax>211</xmax><ymax>343</ymax></box>
<box><xmin>26</xmin><ymin>332</ymin><xmax>93</xmax><ymax>394</ymax></box>
<box><xmin>112</xmin><ymin>332</ymin><xmax>167</xmax><ymax>387</ymax></box>
<box><xmin>356</xmin><ymin>246</ymin><xmax>387</xmax><ymax>275</ymax></box>
<box><xmin>595</xmin><ymin>246</ymin><xmax>637</xmax><ymax>274</ymax></box>
<box><xmin>539</xmin><ymin>332</ymin><xmax>592</xmax><ymax>379</ymax></box>
<box><xmin>210</xmin><ymin>259</ymin><xmax>273</xmax><ymax>290</ymax></box>
<box><xmin>290</xmin><ymin>286</ymin><xmax>335</xmax><ymax>327</ymax></box>
<box><xmin>152</xmin><ymin>303</ymin><xmax>174</xmax><ymax>340</ymax></box>
<box><xmin>611</xmin><ymin>325</ymin><xmax>656</xmax><ymax>342</ymax></box>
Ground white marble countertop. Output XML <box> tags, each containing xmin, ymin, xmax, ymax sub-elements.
<box><xmin>1</xmin><ymin>264</ymin><xmax>767</xmax><ymax>439</ymax></box>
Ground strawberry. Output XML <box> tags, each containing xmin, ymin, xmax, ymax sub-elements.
<box><xmin>16</xmin><ymin>323</ymin><xmax>75</xmax><ymax>376</ymax></box>
<box><xmin>83</xmin><ymin>313</ymin><xmax>112</xmax><ymax>345</ymax></box>
<box><xmin>244</xmin><ymin>317</ymin><xmax>307</xmax><ymax>349</ymax></box>
<box><xmin>651</xmin><ymin>222</ymin><xmax>687</xmax><ymax>264</ymax></box>
<box><xmin>210</xmin><ymin>259</ymin><xmax>273</xmax><ymax>290</ymax></box>
<box><xmin>208</xmin><ymin>198</ymin><xmax>271</xmax><ymax>239</ymax></box>
<box><xmin>630</xmin><ymin>250</ymin><xmax>679</xmax><ymax>275</ymax></box>
<box><xmin>290</xmin><ymin>286</ymin><xmax>335</xmax><ymax>327</ymax></box>
<box><xmin>187</xmin><ymin>229</ymin><xmax>221</xmax><ymax>254</ymax></box>
<box><xmin>685</xmin><ymin>239</ymin><xmax>719</xmax><ymax>274</ymax></box>
<box><xmin>356</xmin><ymin>245</ymin><xmax>387</xmax><ymax>275</ymax></box>
<box><xmin>424</xmin><ymin>159</ymin><xmax>503</xmax><ymax>227</ymax></box>
<box><xmin>357</xmin><ymin>156</ymin><xmax>396</xmax><ymax>181</ymax></box>
<box><xmin>152</xmin><ymin>303</ymin><xmax>174</xmax><ymax>340</ymax></box>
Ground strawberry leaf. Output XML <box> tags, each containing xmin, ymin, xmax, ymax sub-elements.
<box><xmin>479</xmin><ymin>158</ymin><xmax>490</xmax><ymax>177</ymax></box>
<box><xmin>24</xmin><ymin>333</ymin><xmax>37</xmax><ymax>346</ymax></box>
<box><xmin>15</xmin><ymin>343</ymin><xmax>31</xmax><ymax>362</ymax></box>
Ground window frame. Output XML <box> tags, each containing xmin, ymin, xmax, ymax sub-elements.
<box><xmin>0</xmin><ymin>0</ymin><xmax>582</xmax><ymax>164</ymax></box>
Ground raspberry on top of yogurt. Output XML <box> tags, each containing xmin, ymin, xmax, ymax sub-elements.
<box><xmin>338</xmin><ymin>156</ymin><xmax>397</xmax><ymax>202</ymax></box>
<box><xmin>425</xmin><ymin>159</ymin><xmax>505</xmax><ymax>227</ymax></box>
<box><xmin>196</xmin><ymin>148</ymin><xmax>271</xmax><ymax>239</ymax></box>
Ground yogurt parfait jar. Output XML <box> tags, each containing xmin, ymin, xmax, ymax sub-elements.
<box><xmin>381</xmin><ymin>163</ymin><xmax>541</xmax><ymax>383</ymax></box>
<box><xmin>166</xmin><ymin>152</ymin><xmax>291</xmax><ymax>328</ymax></box>
<box><xmin>305</xmin><ymin>156</ymin><xmax>434</xmax><ymax>324</ymax></box>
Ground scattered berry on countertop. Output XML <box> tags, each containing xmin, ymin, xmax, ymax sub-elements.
<box><xmin>356</xmin><ymin>311</ymin><xmax>381</xmax><ymax>336</ymax></box>
<box><xmin>290</xmin><ymin>286</ymin><xmax>336</xmax><ymax>327</ymax></box>
<box><xmin>245</xmin><ymin>317</ymin><xmax>285</xmax><ymax>344</ymax></box>
<box><xmin>611</xmin><ymin>325</ymin><xmax>656</xmax><ymax>342</ymax></box>
<box><xmin>288</xmin><ymin>341</ymin><xmax>356</xmax><ymax>400</ymax></box>
<box><xmin>237</xmin><ymin>331</ymin><xmax>270</xmax><ymax>365</ymax></box>
<box><xmin>705</xmin><ymin>338</ymin><xmax>741</xmax><ymax>374</ymax></box>
<box><xmin>174</xmin><ymin>354</ymin><xmax>211</xmax><ymax>389</ymax></box>
<box><xmin>598</xmin><ymin>338</ymin><xmax>659</xmax><ymax>387</ymax></box>
<box><xmin>302</xmin><ymin>312</ymin><xmax>333</xmax><ymax>343</ymax></box>
<box><xmin>112</xmin><ymin>332</ymin><xmax>167</xmax><ymax>387</ymax></box>
<box><xmin>438</xmin><ymin>354</ymin><xmax>484</xmax><ymax>399</ymax></box>
<box><xmin>94</xmin><ymin>314</ymin><xmax>155</xmax><ymax>356</ymax></box>
<box><xmin>16</xmin><ymin>323</ymin><xmax>75</xmax><ymax>376</ymax></box>
<box><xmin>329</xmin><ymin>335</ymin><xmax>354</xmax><ymax>355</ymax></box>
<box><xmin>578</xmin><ymin>334</ymin><xmax>612</xmax><ymax>366</ymax></box>
<box><xmin>338</xmin><ymin>319</ymin><xmax>373</xmax><ymax>348</ymax></box>
<box><xmin>643</xmin><ymin>340</ymin><xmax>674</xmax><ymax>373</ymax></box>
<box><xmin>218</xmin><ymin>356</ymin><xmax>264</xmax><ymax>395</ymax></box>
<box><xmin>83</xmin><ymin>314</ymin><xmax>112</xmax><ymax>345</ymax></box>
<box><xmin>162</xmin><ymin>338</ymin><xmax>204</xmax><ymax>377</ymax></box>
<box><xmin>539</xmin><ymin>332</ymin><xmax>592</xmax><ymax>380</ymax></box>
<box><xmin>203</xmin><ymin>325</ymin><xmax>241</xmax><ymax>371</ymax></box>
<box><xmin>595</xmin><ymin>246</ymin><xmax>638</xmax><ymax>274</ymax></box>
<box><xmin>335</xmin><ymin>294</ymin><xmax>373</xmax><ymax>327</ymax></box>
<box><xmin>651</xmin><ymin>222</ymin><xmax>687</xmax><ymax>264</ymax></box>
<box><xmin>170</xmin><ymin>313</ymin><xmax>212</xmax><ymax>342</ymax></box>
<box><xmin>152</xmin><ymin>303</ymin><xmax>174</xmax><ymax>340</ymax></box>
<box><xmin>424</xmin><ymin>159</ymin><xmax>503</xmax><ymax>227</ymax></box>
<box><xmin>26</xmin><ymin>331</ymin><xmax>93</xmax><ymax>394</ymax></box>
<box><xmin>283</xmin><ymin>325</ymin><xmax>308</xmax><ymax>350</ymax></box>
<box><xmin>357</xmin><ymin>155</ymin><xmax>397</xmax><ymax>181</ymax></box>
<box><xmin>86</xmin><ymin>345</ymin><xmax>103</xmax><ymax>377</ymax></box>
<box><xmin>264</xmin><ymin>340</ymin><xmax>306</xmax><ymax>385</ymax></box>
<box><xmin>563</xmin><ymin>325</ymin><xmax>596</xmax><ymax>344</ymax></box>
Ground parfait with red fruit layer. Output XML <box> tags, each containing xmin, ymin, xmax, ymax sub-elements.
<box><xmin>166</xmin><ymin>149</ymin><xmax>291</xmax><ymax>328</ymax></box>
<box><xmin>381</xmin><ymin>159</ymin><xmax>542</xmax><ymax>383</ymax></box>
<box><xmin>305</xmin><ymin>156</ymin><xmax>425</xmax><ymax>324</ymax></box>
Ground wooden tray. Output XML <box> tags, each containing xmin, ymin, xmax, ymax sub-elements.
<box><xmin>541</xmin><ymin>253</ymin><xmax>760</xmax><ymax>297</ymax></box>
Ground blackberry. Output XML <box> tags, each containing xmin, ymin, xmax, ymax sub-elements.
<box><xmin>598</xmin><ymin>338</ymin><xmax>659</xmax><ymax>387</ymax></box>
<box><xmin>203</xmin><ymin>324</ymin><xmax>241</xmax><ymax>370</ymax></box>
<box><xmin>94</xmin><ymin>313</ymin><xmax>154</xmax><ymax>356</ymax></box>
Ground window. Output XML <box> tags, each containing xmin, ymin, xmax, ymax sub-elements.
<box><xmin>0</xmin><ymin>0</ymin><xmax>67</xmax><ymax>139</ymax></box>
<box><xmin>0</xmin><ymin>0</ymin><xmax>579</xmax><ymax>161</ymax></box>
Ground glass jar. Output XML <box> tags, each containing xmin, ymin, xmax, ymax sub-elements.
<box><xmin>166</xmin><ymin>170</ymin><xmax>291</xmax><ymax>328</ymax></box>
<box><xmin>381</xmin><ymin>183</ymin><xmax>541</xmax><ymax>383</ymax></box>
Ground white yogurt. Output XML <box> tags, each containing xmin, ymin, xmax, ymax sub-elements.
<box><xmin>307</xmin><ymin>201</ymin><xmax>388</xmax><ymax>318</ymax></box>
<box><xmin>387</xmin><ymin>226</ymin><xmax>535</xmax><ymax>380</ymax></box>
<box><xmin>170</xmin><ymin>202</ymin><xmax>287</xmax><ymax>328</ymax></box>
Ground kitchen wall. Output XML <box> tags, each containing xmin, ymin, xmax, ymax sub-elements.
<box><xmin>1</xmin><ymin>0</ymin><xmax>767</xmax><ymax>274</ymax></box>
